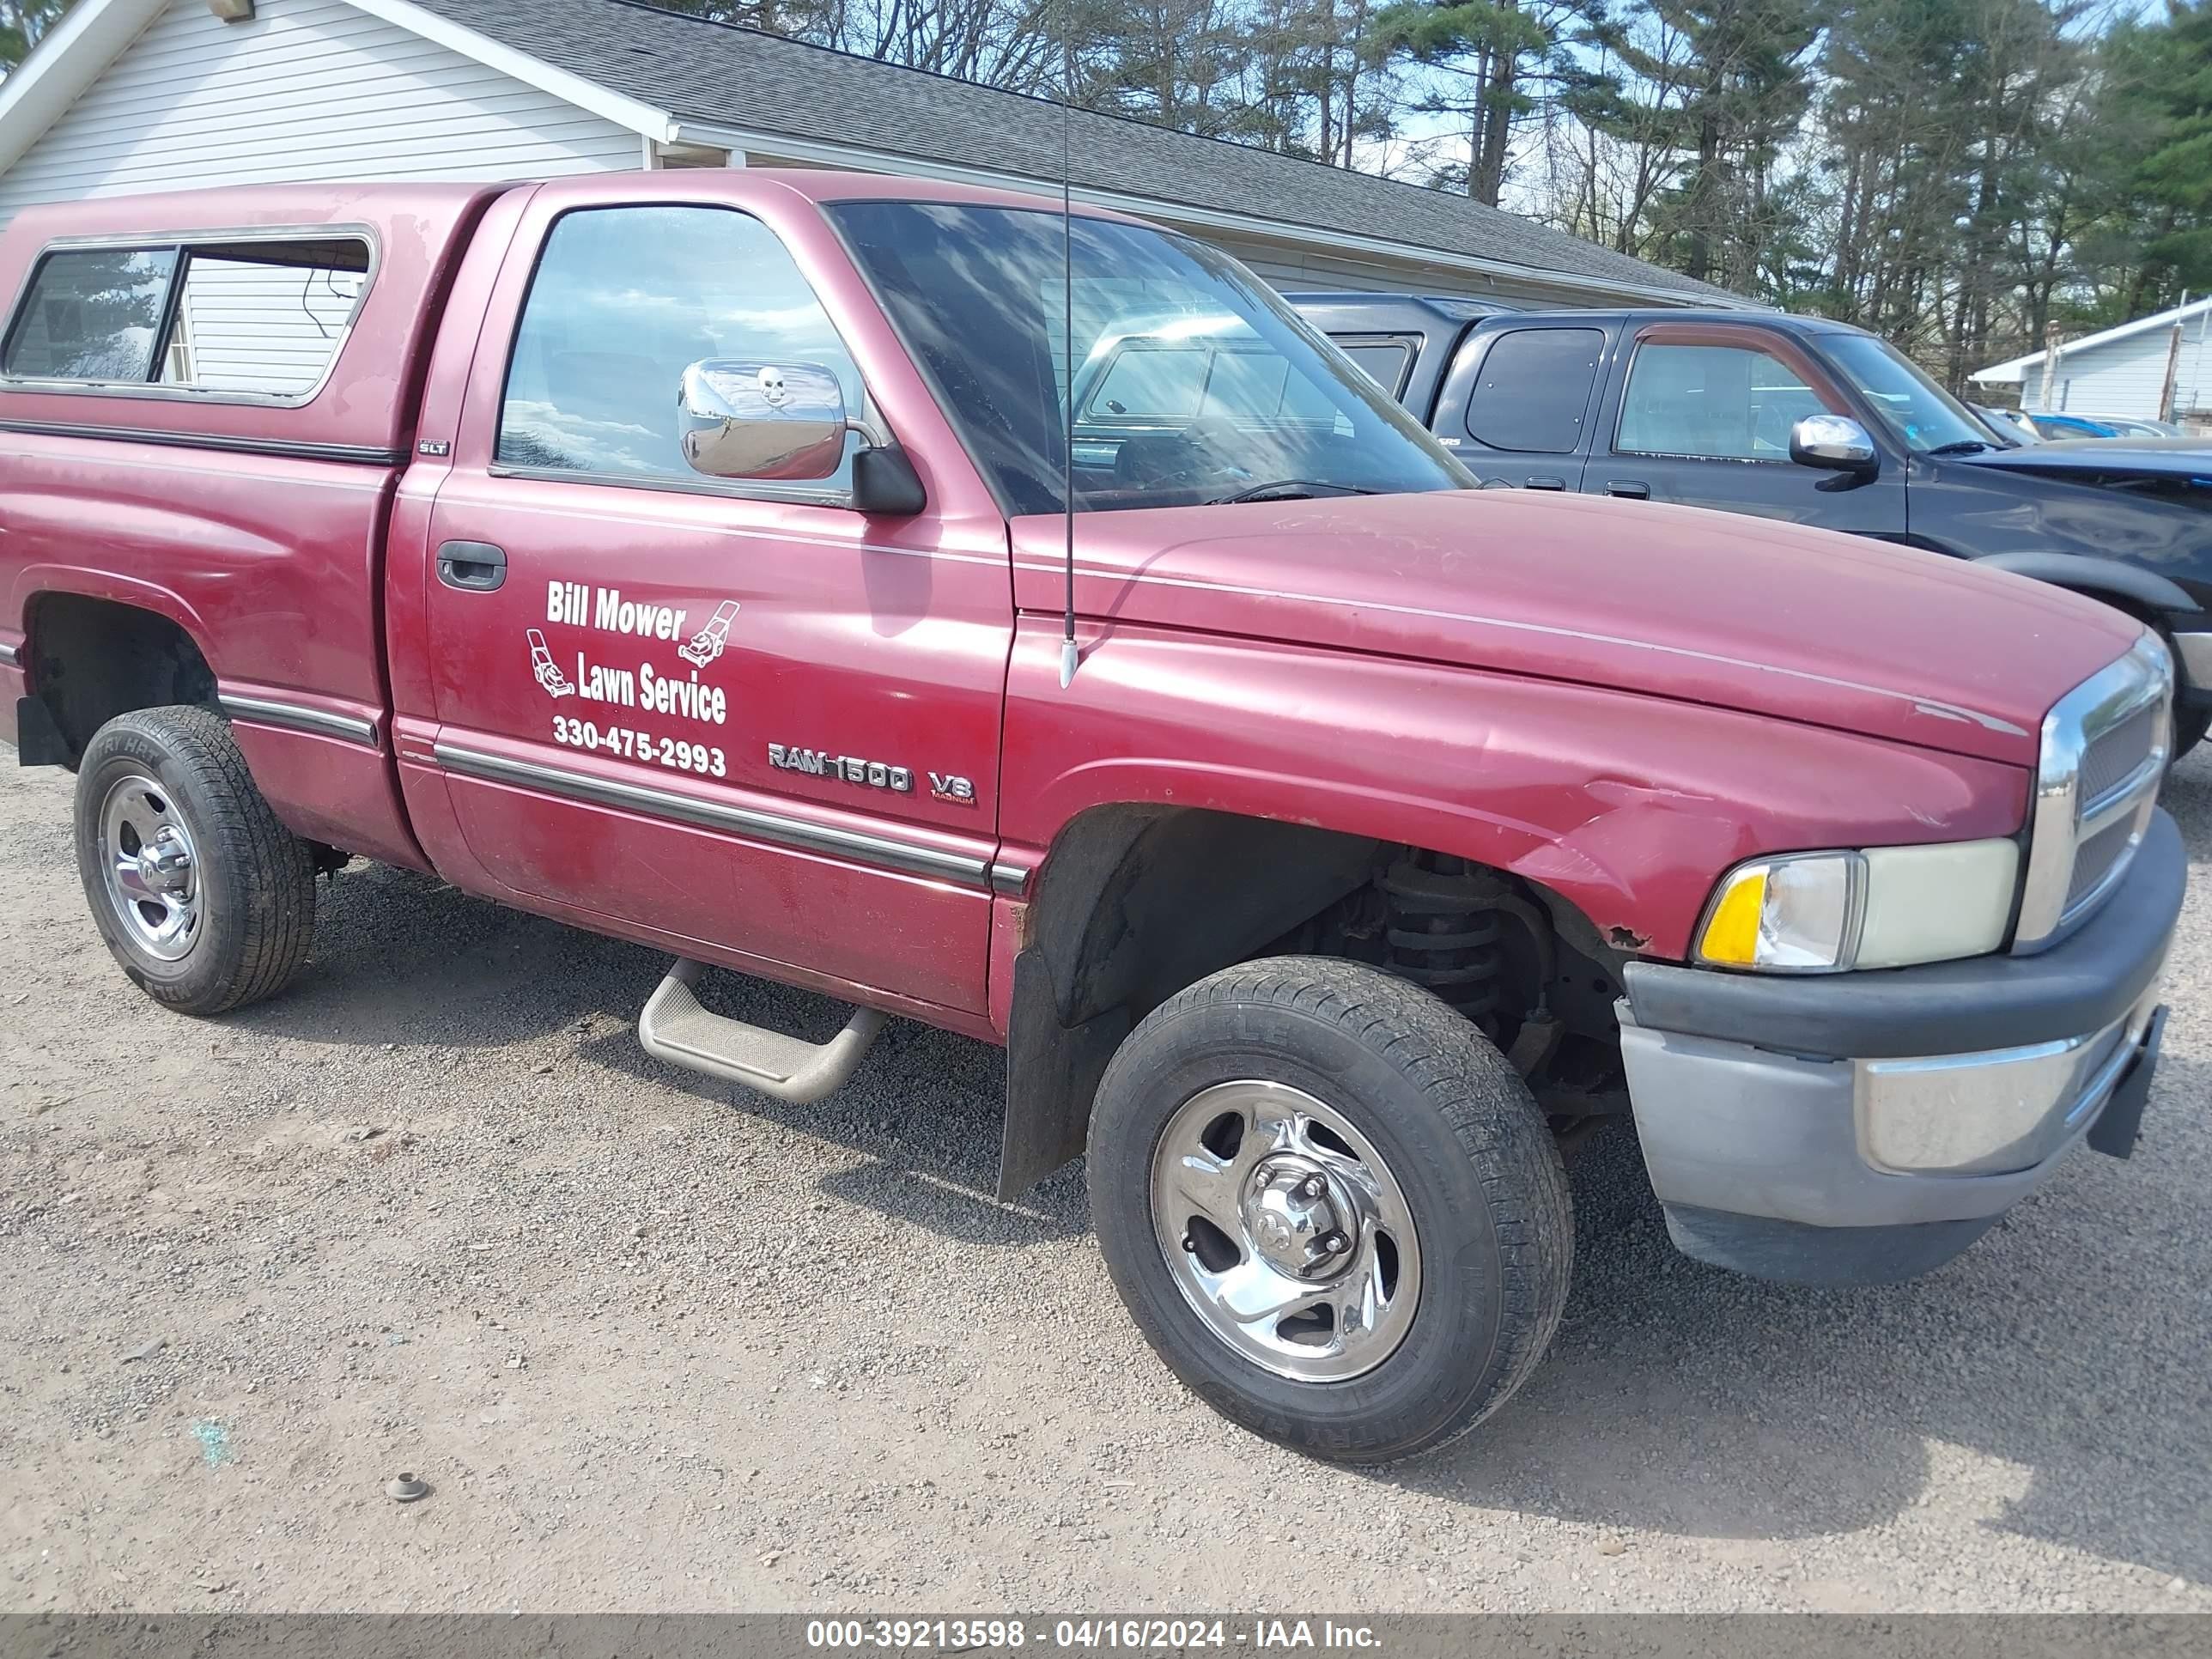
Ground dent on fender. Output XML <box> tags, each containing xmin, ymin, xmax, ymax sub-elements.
<box><xmin>1006</xmin><ymin>617</ymin><xmax>2030</xmax><ymax>965</ymax></box>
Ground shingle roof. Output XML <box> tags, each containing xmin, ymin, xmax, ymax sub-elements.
<box><xmin>408</xmin><ymin>0</ymin><xmax>1739</xmax><ymax>304</ymax></box>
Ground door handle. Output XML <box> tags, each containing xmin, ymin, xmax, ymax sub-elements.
<box><xmin>436</xmin><ymin>540</ymin><xmax>507</xmax><ymax>592</ymax></box>
<box><xmin>1605</xmin><ymin>481</ymin><xmax>1650</xmax><ymax>500</ymax></box>
<box><xmin>1524</xmin><ymin>476</ymin><xmax>1567</xmax><ymax>491</ymax></box>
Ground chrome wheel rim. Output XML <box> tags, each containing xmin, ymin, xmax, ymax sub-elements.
<box><xmin>1150</xmin><ymin>1079</ymin><xmax>1421</xmax><ymax>1382</ymax></box>
<box><xmin>97</xmin><ymin>771</ymin><xmax>203</xmax><ymax>963</ymax></box>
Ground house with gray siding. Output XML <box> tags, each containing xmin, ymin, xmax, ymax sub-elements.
<box><xmin>0</xmin><ymin>0</ymin><xmax>1739</xmax><ymax>313</ymax></box>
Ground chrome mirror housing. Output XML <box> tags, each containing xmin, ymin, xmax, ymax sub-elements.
<box><xmin>1789</xmin><ymin>414</ymin><xmax>1879</xmax><ymax>476</ymax></box>
<box><xmin>679</xmin><ymin>359</ymin><xmax>852</xmax><ymax>482</ymax></box>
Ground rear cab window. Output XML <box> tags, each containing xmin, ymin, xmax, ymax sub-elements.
<box><xmin>2</xmin><ymin>233</ymin><xmax>371</xmax><ymax>401</ymax></box>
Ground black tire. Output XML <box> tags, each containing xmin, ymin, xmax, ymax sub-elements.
<box><xmin>72</xmin><ymin>705</ymin><xmax>316</xmax><ymax>1015</ymax></box>
<box><xmin>2172</xmin><ymin>702</ymin><xmax>2209</xmax><ymax>763</ymax></box>
<box><xmin>1087</xmin><ymin>957</ymin><xmax>1572</xmax><ymax>1463</ymax></box>
<box><xmin>2145</xmin><ymin>619</ymin><xmax>2211</xmax><ymax>761</ymax></box>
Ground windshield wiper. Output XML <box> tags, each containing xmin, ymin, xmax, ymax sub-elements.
<box><xmin>1209</xmin><ymin>480</ymin><xmax>1378</xmax><ymax>505</ymax></box>
<box><xmin>1926</xmin><ymin>440</ymin><xmax>1992</xmax><ymax>456</ymax></box>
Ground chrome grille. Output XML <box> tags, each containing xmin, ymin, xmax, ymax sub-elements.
<box><xmin>2079</xmin><ymin>702</ymin><xmax>2160</xmax><ymax>802</ymax></box>
<box><xmin>2014</xmin><ymin>634</ymin><xmax>2171</xmax><ymax>953</ymax></box>
<box><xmin>2065</xmin><ymin>813</ymin><xmax>2137</xmax><ymax>910</ymax></box>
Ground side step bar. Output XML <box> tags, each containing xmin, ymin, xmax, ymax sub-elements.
<box><xmin>638</xmin><ymin>958</ymin><xmax>884</xmax><ymax>1104</ymax></box>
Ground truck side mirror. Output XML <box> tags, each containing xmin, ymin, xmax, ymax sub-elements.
<box><xmin>678</xmin><ymin>359</ymin><xmax>849</xmax><ymax>483</ymax></box>
<box><xmin>678</xmin><ymin>359</ymin><xmax>925</xmax><ymax>515</ymax></box>
<box><xmin>1789</xmin><ymin>414</ymin><xmax>1879</xmax><ymax>478</ymax></box>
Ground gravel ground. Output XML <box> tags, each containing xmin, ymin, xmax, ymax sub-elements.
<box><xmin>3</xmin><ymin>742</ymin><xmax>2209</xmax><ymax>1614</ymax></box>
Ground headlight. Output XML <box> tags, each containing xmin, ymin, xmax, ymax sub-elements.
<box><xmin>1696</xmin><ymin>839</ymin><xmax>2020</xmax><ymax>973</ymax></box>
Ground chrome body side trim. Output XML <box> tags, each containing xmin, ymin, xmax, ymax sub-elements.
<box><xmin>218</xmin><ymin>694</ymin><xmax>378</xmax><ymax>747</ymax></box>
<box><xmin>0</xmin><ymin>640</ymin><xmax>18</xmax><ymax>668</ymax></box>
<box><xmin>988</xmin><ymin>862</ymin><xmax>1030</xmax><ymax>896</ymax></box>
<box><xmin>2014</xmin><ymin>634</ymin><xmax>2172</xmax><ymax>953</ymax></box>
<box><xmin>433</xmin><ymin>741</ymin><xmax>991</xmax><ymax>890</ymax></box>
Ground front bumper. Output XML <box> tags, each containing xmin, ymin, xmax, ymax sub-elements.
<box><xmin>1619</xmin><ymin>809</ymin><xmax>2185</xmax><ymax>1285</ymax></box>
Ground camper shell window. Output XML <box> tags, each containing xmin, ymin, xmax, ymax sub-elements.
<box><xmin>1</xmin><ymin>229</ymin><xmax>374</xmax><ymax>404</ymax></box>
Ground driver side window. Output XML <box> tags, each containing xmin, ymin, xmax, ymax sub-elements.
<box><xmin>499</xmin><ymin>204</ymin><xmax>863</xmax><ymax>488</ymax></box>
<box><xmin>1617</xmin><ymin>341</ymin><xmax>1828</xmax><ymax>461</ymax></box>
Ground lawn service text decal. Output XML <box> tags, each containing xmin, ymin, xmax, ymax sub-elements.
<box><xmin>529</xmin><ymin>581</ymin><xmax>737</xmax><ymax>779</ymax></box>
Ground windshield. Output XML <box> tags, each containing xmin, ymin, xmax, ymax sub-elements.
<box><xmin>1821</xmin><ymin>334</ymin><xmax>1993</xmax><ymax>453</ymax></box>
<box><xmin>826</xmin><ymin>202</ymin><xmax>1471</xmax><ymax>514</ymax></box>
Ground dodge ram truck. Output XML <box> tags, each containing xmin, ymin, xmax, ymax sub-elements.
<box><xmin>0</xmin><ymin>173</ymin><xmax>2185</xmax><ymax>1462</ymax></box>
<box><xmin>1291</xmin><ymin>294</ymin><xmax>2212</xmax><ymax>755</ymax></box>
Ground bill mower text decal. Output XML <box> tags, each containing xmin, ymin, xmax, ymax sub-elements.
<box><xmin>530</xmin><ymin>583</ymin><xmax>733</xmax><ymax>726</ymax></box>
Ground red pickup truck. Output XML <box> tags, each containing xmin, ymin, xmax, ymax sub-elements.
<box><xmin>0</xmin><ymin>173</ymin><xmax>2185</xmax><ymax>1462</ymax></box>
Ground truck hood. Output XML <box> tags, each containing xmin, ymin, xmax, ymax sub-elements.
<box><xmin>1011</xmin><ymin>489</ymin><xmax>2143</xmax><ymax>768</ymax></box>
<box><xmin>1954</xmin><ymin>437</ymin><xmax>2212</xmax><ymax>482</ymax></box>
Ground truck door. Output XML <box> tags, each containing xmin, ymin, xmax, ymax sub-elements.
<box><xmin>410</xmin><ymin>184</ymin><xmax>1011</xmax><ymax>1017</ymax></box>
<box><xmin>1434</xmin><ymin>324</ymin><xmax>1607</xmax><ymax>491</ymax></box>
<box><xmin>1584</xmin><ymin>322</ymin><xmax>1908</xmax><ymax>535</ymax></box>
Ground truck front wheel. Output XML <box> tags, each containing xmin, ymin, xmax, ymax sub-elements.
<box><xmin>72</xmin><ymin>706</ymin><xmax>317</xmax><ymax>1016</ymax></box>
<box><xmin>1088</xmin><ymin>957</ymin><xmax>1572</xmax><ymax>1462</ymax></box>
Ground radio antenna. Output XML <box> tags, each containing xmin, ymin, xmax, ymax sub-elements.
<box><xmin>1056</xmin><ymin>0</ymin><xmax>1079</xmax><ymax>690</ymax></box>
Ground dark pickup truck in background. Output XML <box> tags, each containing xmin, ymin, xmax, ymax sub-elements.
<box><xmin>1293</xmin><ymin>295</ymin><xmax>2212</xmax><ymax>753</ymax></box>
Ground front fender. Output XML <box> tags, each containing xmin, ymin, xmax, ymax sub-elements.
<box><xmin>1971</xmin><ymin>550</ymin><xmax>2198</xmax><ymax>623</ymax></box>
<box><xmin>996</xmin><ymin>619</ymin><xmax>2029</xmax><ymax>963</ymax></box>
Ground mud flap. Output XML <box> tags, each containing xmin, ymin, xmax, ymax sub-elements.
<box><xmin>2088</xmin><ymin>1004</ymin><xmax>2165</xmax><ymax>1161</ymax></box>
<box><xmin>15</xmin><ymin>696</ymin><xmax>71</xmax><ymax>767</ymax></box>
<box><xmin>998</xmin><ymin>947</ymin><xmax>1130</xmax><ymax>1200</ymax></box>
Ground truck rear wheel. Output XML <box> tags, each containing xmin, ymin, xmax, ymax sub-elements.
<box><xmin>1088</xmin><ymin>957</ymin><xmax>1572</xmax><ymax>1462</ymax></box>
<box><xmin>72</xmin><ymin>706</ymin><xmax>317</xmax><ymax>1016</ymax></box>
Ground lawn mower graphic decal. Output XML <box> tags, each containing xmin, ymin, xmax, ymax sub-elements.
<box><xmin>680</xmin><ymin>600</ymin><xmax>741</xmax><ymax>669</ymax></box>
<box><xmin>528</xmin><ymin>629</ymin><xmax>577</xmax><ymax>699</ymax></box>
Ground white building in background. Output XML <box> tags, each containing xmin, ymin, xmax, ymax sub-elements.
<box><xmin>0</xmin><ymin>0</ymin><xmax>1744</xmax><ymax>313</ymax></box>
<box><xmin>1972</xmin><ymin>294</ymin><xmax>2212</xmax><ymax>426</ymax></box>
